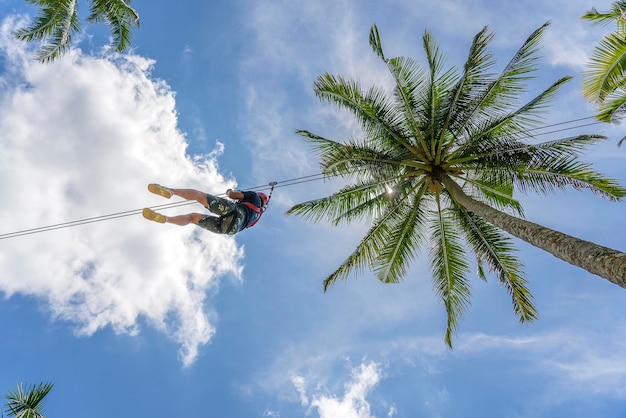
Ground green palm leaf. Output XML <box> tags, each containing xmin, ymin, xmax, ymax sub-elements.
<box><xmin>583</xmin><ymin>32</ymin><xmax>626</xmax><ymax>103</ymax></box>
<box><xmin>473</xmin><ymin>22</ymin><xmax>548</xmax><ymax>114</ymax></box>
<box><xmin>14</xmin><ymin>0</ymin><xmax>80</xmax><ymax>62</ymax></box>
<box><xmin>14</xmin><ymin>0</ymin><xmax>140</xmax><ymax>62</ymax></box>
<box><xmin>518</xmin><ymin>157</ymin><xmax>626</xmax><ymax>200</ymax></box>
<box><xmin>295</xmin><ymin>129</ymin><xmax>419</xmax><ymax>178</ymax></box>
<box><xmin>321</xmin><ymin>189</ymin><xmax>425</xmax><ymax>290</ymax></box>
<box><xmin>88</xmin><ymin>0</ymin><xmax>140</xmax><ymax>52</ymax></box>
<box><xmin>582</xmin><ymin>2</ymin><xmax>626</xmax><ymax>32</ymax></box>
<box><xmin>597</xmin><ymin>88</ymin><xmax>626</xmax><ymax>122</ymax></box>
<box><xmin>582</xmin><ymin>2</ymin><xmax>626</xmax><ymax>122</ymax></box>
<box><xmin>437</xmin><ymin>25</ymin><xmax>495</xmax><ymax>159</ymax></box>
<box><xmin>374</xmin><ymin>183</ymin><xmax>429</xmax><ymax>282</ymax></box>
<box><xmin>286</xmin><ymin>180</ymin><xmax>389</xmax><ymax>226</ymax></box>
<box><xmin>430</xmin><ymin>199</ymin><xmax>470</xmax><ymax>347</ymax></box>
<box><xmin>313</xmin><ymin>74</ymin><xmax>416</xmax><ymax>154</ymax></box>
<box><xmin>479</xmin><ymin>76</ymin><xmax>572</xmax><ymax>142</ymax></box>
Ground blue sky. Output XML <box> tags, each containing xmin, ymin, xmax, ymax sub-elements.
<box><xmin>0</xmin><ymin>0</ymin><xmax>625</xmax><ymax>417</ymax></box>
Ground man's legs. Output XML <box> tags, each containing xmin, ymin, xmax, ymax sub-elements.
<box><xmin>143</xmin><ymin>208</ymin><xmax>204</xmax><ymax>225</ymax></box>
<box><xmin>169</xmin><ymin>188</ymin><xmax>209</xmax><ymax>207</ymax></box>
<box><xmin>143</xmin><ymin>208</ymin><xmax>235</xmax><ymax>234</ymax></box>
<box><xmin>164</xmin><ymin>212</ymin><xmax>205</xmax><ymax>226</ymax></box>
<box><xmin>149</xmin><ymin>184</ymin><xmax>210</xmax><ymax>207</ymax></box>
<box><xmin>166</xmin><ymin>212</ymin><xmax>226</xmax><ymax>234</ymax></box>
<box><xmin>148</xmin><ymin>184</ymin><xmax>234</xmax><ymax>214</ymax></box>
<box><xmin>144</xmin><ymin>184</ymin><xmax>235</xmax><ymax>233</ymax></box>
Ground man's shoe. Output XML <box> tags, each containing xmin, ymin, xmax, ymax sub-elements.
<box><xmin>148</xmin><ymin>183</ymin><xmax>173</xmax><ymax>199</ymax></box>
<box><xmin>142</xmin><ymin>208</ymin><xmax>166</xmax><ymax>223</ymax></box>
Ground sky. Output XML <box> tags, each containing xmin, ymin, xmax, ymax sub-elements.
<box><xmin>0</xmin><ymin>0</ymin><xmax>625</xmax><ymax>417</ymax></box>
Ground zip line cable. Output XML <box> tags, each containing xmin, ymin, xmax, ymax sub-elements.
<box><xmin>0</xmin><ymin>114</ymin><xmax>618</xmax><ymax>240</ymax></box>
<box><xmin>518</xmin><ymin>120</ymin><xmax>606</xmax><ymax>140</ymax></box>
<box><xmin>0</xmin><ymin>172</ymin><xmax>334</xmax><ymax>240</ymax></box>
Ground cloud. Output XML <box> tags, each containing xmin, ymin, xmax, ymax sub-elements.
<box><xmin>294</xmin><ymin>362</ymin><xmax>382</xmax><ymax>418</ymax></box>
<box><xmin>454</xmin><ymin>329</ymin><xmax>626</xmax><ymax>402</ymax></box>
<box><xmin>264</xmin><ymin>327</ymin><xmax>626</xmax><ymax>416</ymax></box>
<box><xmin>0</xmin><ymin>17</ymin><xmax>244</xmax><ymax>366</ymax></box>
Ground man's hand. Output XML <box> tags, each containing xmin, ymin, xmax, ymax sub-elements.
<box><xmin>226</xmin><ymin>189</ymin><xmax>244</xmax><ymax>200</ymax></box>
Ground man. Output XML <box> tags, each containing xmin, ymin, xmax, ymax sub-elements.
<box><xmin>142</xmin><ymin>183</ymin><xmax>269</xmax><ymax>235</ymax></box>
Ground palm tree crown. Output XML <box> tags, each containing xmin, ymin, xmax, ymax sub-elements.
<box><xmin>4</xmin><ymin>382</ymin><xmax>53</xmax><ymax>418</ymax></box>
<box><xmin>287</xmin><ymin>23</ymin><xmax>626</xmax><ymax>346</ymax></box>
<box><xmin>14</xmin><ymin>0</ymin><xmax>139</xmax><ymax>63</ymax></box>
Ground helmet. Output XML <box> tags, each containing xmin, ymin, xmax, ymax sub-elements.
<box><xmin>258</xmin><ymin>192</ymin><xmax>269</xmax><ymax>207</ymax></box>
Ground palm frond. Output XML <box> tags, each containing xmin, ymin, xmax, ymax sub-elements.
<box><xmin>422</xmin><ymin>30</ymin><xmax>451</xmax><ymax>85</ymax></box>
<box><xmin>582</xmin><ymin>1</ymin><xmax>626</xmax><ymax>32</ymax></box>
<box><xmin>313</xmin><ymin>74</ymin><xmax>417</xmax><ymax>153</ymax></box>
<box><xmin>367</xmin><ymin>24</ymin><xmax>433</xmax><ymax>160</ymax></box>
<box><xmin>4</xmin><ymin>382</ymin><xmax>53</xmax><ymax>418</ymax></box>
<box><xmin>385</xmin><ymin>55</ymin><xmax>430</xmax><ymax>155</ymax></box>
<box><xmin>436</xmin><ymin>26</ymin><xmax>496</xmax><ymax>164</ymax></box>
<box><xmin>528</xmin><ymin>134</ymin><xmax>606</xmax><ymax>157</ymax></box>
<box><xmin>583</xmin><ymin>32</ymin><xmax>626</xmax><ymax>103</ymax></box>
<box><xmin>368</xmin><ymin>23</ymin><xmax>385</xmax><ymax>60</ymax></box>
<box><xmin>334</xmin><ymin>178</ymin><xmax>427</xmax><ymax>225</ymax></box>
<box><xmin>321</xmin><ymin>191</ymin><xmax>424</xmax><ymax>290</ymax></box>
<box><xmin>374</xmin><ymin>183</ymin><xmax>429</xmax><ymax>282</ymax></box>
<box><xmin>88</xmin><ymin>0</ymin><xmax>140</xmax><ymax>52</ymax></box>
<box><xmin>462</xmin><ymin>21</ymin><xmax>549</xmax><ymax>127</ymax></box>
<box><xmin>14</xmin><ymin>0</ymin><xmax>80</xmax><ymax>62</ymax></box>
<box><xmin>516</xmin><ymin>156</ymin><xmax>626</xmax><ymax>200</ymax></box>
<box><xmin>422</xmin><ymin>30</ymin><xmax>460</xmax><ymax>158</ymax></box>
<box><xmin>285</xmin><ymin>181</ymin><xmax>385</xmax><ymax>225</ymax></box>
<box><xmin>430</xmin><ymin>199</ymin><xmax>471</xmax><ymax>347</ymax></box>
<box><xmin>469</xmin><ymin>76</ymin><xmax>571</xmax><ymax>144</ymax></box>
<box><xmin>295</xmin><ymin>129</ymin><xmax>418</xmax><ymax>178</ymax></box>
<box><xmin>596</xmin><ymin>88</ymin><xmax>626</xmax><ymax>122</ymax></box>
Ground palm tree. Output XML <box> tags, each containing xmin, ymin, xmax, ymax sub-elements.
<box><xmin>14</xmin><ymin>0</ymin><xmax>139</xmax><ymax>63</ymax></box>
<box><xmin>287</xmin><ymin>23</ymin><xmax>626</xmax><ymax>346</ymax></box>
<box><xmin>582</xmin><ymin>2</ymin><xmax>626</xmax><ymax>125</ymax></box>
<box><xmin>4</xmin><ymin>382</ymin><xmax>53</xmax><ymax>418</ymax></box>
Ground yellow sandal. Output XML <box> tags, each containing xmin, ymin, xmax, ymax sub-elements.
<box><xmin>142</xmin><ymin>208</ymin><xmax>166</xmax><ymax>223</ymax></box>
<box><xmin>148</xmin><ymin>183</ymin><xmax>173</xmax><ymax>199</ymax></box>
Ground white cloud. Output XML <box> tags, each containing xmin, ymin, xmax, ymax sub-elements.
<box><xmin>274</xmin><ymin>327</ymin><xmax>626</xmax><ymax>415</ymax></box>
<box><xmin>454</xmin><ymin>329</ymin><xmax>626</xmax><ymax>402</ymax></box>
<box><xmin>295</xmin><ymin>362</ymin><xmax>382</xmax><ymax>418</ymax></box>
<box><xmin>0</xmin><ymin>17</ymin><xmax>244</xmax><ymax>366</ymax></box>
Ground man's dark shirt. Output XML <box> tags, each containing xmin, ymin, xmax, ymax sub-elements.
<box><xmin>237</xmin><ymin>191</ymin><xmax>262</xmax><ymax>228</ymax></box>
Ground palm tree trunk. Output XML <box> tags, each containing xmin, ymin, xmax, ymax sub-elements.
<box><xmin>441</xmin><ymin>175</ymin><xmax>626</xmax><ymax>287</ymax></box>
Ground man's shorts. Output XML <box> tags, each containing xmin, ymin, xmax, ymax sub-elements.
<box><xmin>197</xmin><ymin>194</ymin><xmax>245</xmax><ymax>235</ymax></box>
<box><xmin>205</xmin><ymin>194</ymin><xmax>235</xmax><ymax>215</ymax></box>
<box><xmin>197</xmin><ymin>209</ymin><xmax>245</xmax><ymax>235</ymax></box>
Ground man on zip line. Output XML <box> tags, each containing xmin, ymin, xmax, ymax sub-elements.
<box><xmin>142</xmin><ymin>183</ymin><xmax>271</xmax><ymax>235</ymax></box>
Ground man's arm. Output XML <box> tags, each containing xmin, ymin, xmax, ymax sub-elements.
<box><xmin>226</xmin><ymin>189</ymin><xmax>245</xmax><ymax>200</ymax></box>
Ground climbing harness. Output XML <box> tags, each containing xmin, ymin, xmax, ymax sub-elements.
<box><xmin>240</xmin><ymin>181</ymin><xmax>277</xmax><ymax>229</ymax></box>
